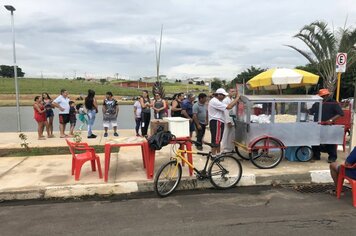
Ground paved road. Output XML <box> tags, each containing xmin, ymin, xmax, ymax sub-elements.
<box><xmin>0</xmin><ymin>186</ymin><xmax>355</xmax><ymax>236</ymax></box>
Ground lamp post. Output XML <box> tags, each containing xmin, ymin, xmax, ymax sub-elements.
<box><xmin>4</xmin><ymin>5</ymin><xmax>21</xmax><ymax>132</ymax></box>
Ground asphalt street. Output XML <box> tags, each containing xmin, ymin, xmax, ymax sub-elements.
<box><xmin>0</xmin><ymin>186</ymin><xmax>355</xmax><ymax>236</ymax></box>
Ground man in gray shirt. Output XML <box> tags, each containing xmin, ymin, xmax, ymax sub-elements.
<box><xmin>192</xmin><ymin>93</ymin><xmax>208</xmax><ymax>150</ymax></box>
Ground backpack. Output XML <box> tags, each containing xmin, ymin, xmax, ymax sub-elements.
<box><xmin>147</xmin><ymin>126</ymin><xmax>175</xmax><ymax>150</ymax></box>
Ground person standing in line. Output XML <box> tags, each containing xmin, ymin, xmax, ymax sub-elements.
<box><xmin>33</xmin><ymin>96</ymin><xmax>49</xmax><ymax>140</ymax></box>
<box><xmin>192</xmin><ymin>93</ymin><xmax>208</xmax><ymax>150</ymax></box>
<box><xmin>140</xmin><ymin>90</ymin><xmax>152</xmax><ymax>137</ymax></box>
<box><xmin>69</xmin><ymin>101</ymin><xmax>77</xmax><ymax>136</ymax></box>
<box><xmin>221</xmin><ymin>88</ymin><xmax>237</xmax><ymax>153</ymax></box>
<box><xmin>102</xmin><ymin>91</ymin><xmax>119</xmax><ymax>137</ymax></box>
<box><xmin>181</xmin><ymin>93</ymin><xmax>196</xmax><ymax>137</ymax></box>
<box><xmin>85</xmin><ymin>89</ymin><xmax>98</xmax><ymax>139</ymax></box>
<box><xmin>42</xmin><ymin>92</ymin><xmax>55</xmax><ymax>138</ymax></box>
<box><xmin>171</xmin><ymin>92</ymin><xmax>184</xmax><ymax>117</ymax></box>
<box><xmin>133</xmin><ymin>96</ymin><xmax>142</xmax><ymax>137</ymax></box>
<box><xmin>52</xmin><ymin>89</ymin><xmax>71</xmax><ymax>138</ymax></box>
<box><xmin>76</xmin><ymin>103</ymin><xmax>88</xmax><ymax>131</ymax></box>
<box><xmin>152</xmin><ymin>93</ymin><xmax>166</xmax><ymax>119</ymax></box>
<box><xmin>208</xmin><ymin>88</ymin><xmax>239</xmax><ymax>155</ymax></box>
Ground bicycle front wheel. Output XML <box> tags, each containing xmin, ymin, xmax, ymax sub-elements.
<box><xmin>209</xmin><ymin>155</ymin><xmax>242</xmax><ymax>189</ymax></box>
<box><xmin>154</xmin><ymin>160</ymin><xmax>182</xmax><ymax>197</ymax></box>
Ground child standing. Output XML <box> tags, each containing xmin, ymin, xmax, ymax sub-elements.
<box><xmin>76</xmin><ymin>103</ymin><xmax>88</xmax><ymax>131</ymax></box>
<box><xmin>102</xmin><ymin>91</ymin><xmax>119</xmax><ymax>137</ymax></box>
<box><xmin>69</xmin><ymin>101</ymin><xmax>77</xmax><ymax>136</ymax></box>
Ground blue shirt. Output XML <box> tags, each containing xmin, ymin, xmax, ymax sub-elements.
<box><xmin>181</xmin><ymin>99</ymin><xmax>193</xmax><ymax>117</ymax></box>
<box><xmin>345</xmin><ymin>147</ymin><xmax>356</xmax><ymax>179</ymax></box>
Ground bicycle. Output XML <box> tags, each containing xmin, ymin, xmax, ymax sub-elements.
<box><xmin>154</xmin><ymin>140</ymin><xmax>243</xmax><ymax>197</ymax></box>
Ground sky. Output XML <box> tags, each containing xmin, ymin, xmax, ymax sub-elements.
<box><xmin>0</xmin><ymin>0</ymin><xmax>355</xmax><ymax>80</ymax></box>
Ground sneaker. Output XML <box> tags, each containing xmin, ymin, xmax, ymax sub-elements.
<box><xmin>88</xmin><ymin>134</ymin><xmax>97</xmax><ymax>139</ymax></box>
<box><xmin>104</xmin><ymin>133</ymin><xmax>108</xmax><ymax>137</ymax></box>
<box><xmin>114</xmin><ymin>132</ymin><xmax>119</xmax><ymax>137</ymax></box>
<box><xmin>196</xmin><ymin>146</ymin><xmax>203</xmax><ymax>151</ymax></box>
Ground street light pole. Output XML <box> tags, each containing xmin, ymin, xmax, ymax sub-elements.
<box><xmin>4</xmin><ymin>5</ymin><xmax>21</xmax><ymax>132</ymax></box>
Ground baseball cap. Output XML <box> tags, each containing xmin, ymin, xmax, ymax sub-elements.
<box><xmin>318</xmin><ymin>88</ymin><xmax>330</xmax><ymax>97</ymax></box>
<box><xmin>215</xmin><ymin>88</ymin><xmax>228</xmax><ymax>96</ymax></box>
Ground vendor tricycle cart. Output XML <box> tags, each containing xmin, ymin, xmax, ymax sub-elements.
<box><xmin>234</xmin><ymin>95</ymin><xmax>345</xmax><ymax>169</ymax></box>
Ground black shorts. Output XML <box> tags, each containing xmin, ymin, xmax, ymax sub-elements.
<box><xmin>59</xmin><ymin>114</ymin><xmax>70</xmax><ymax>124</ymax></box>
<box><xmin>209</xmin><ymin>119</ymin><xmax>225</xmax><ymax>148</ymax></box>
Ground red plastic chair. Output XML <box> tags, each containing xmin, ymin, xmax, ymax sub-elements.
<box><xmin>336</xmin><ymin>163</ymin><xmax>356</xmax><ymax>207</ymax></box>
<box><xmin>66</xmin><ymin>139</ymin><xmax>103</xmax><ymax>181</ymax></box>
<box><xmin>334</xmin><ymin>107</ymin><xmax>351</xmax><ymax>152</ymax></box>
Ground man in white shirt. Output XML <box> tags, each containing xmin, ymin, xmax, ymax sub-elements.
<box><xmin>208</xmin><ymin>88</ymin><xmax>239</xmax><ymax>155</ymax></box>
<box><xmin>221</xmin><ymin>88</ymin><xmax>237</xmax><ymax>152</ymax></box>
<box><xmin>52</xmin><ymin>89</ymin><xmax>70</xmax><ymax>138</ymax></box>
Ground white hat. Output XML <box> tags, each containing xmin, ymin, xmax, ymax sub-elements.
<box><xmin>215</xmin><ymin>88</ymin><xmax>228</xmax><ymax>96</ymax></box>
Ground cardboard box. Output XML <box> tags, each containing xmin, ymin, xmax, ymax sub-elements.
<box><xmin>150</xmin><ymin>119</ymin><xmax>169</xmax><ymax>135</ymax></box>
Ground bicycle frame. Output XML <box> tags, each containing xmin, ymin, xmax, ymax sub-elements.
<box><xmin>174</xmin><ymin>149</ymin><xmax>212</xmax><ymax>177</ymax></box>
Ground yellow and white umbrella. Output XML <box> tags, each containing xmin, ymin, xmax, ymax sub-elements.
<box><xmin>247</xmin><ymin>68</ymin><xmax>319</xmax><ymax>90</ymax></box>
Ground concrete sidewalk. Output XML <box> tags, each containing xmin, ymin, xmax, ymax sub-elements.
<box><xmin>0</xmin><ymin>130</ymin><xmax>347</xmax><ymax>201</ymax></box>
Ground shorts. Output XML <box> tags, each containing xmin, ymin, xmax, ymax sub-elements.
<box><xmin>34</xmin><ymin>113</ymin><xmax>46</xmax><ymax>123</ymax></box>
<box><xmin>59</xmin><ymin>114</ymin><xmax>70</xmax><ymax>124</ymax></box>
<box><xmin>70</xmin><ymin>121</ymin><xmax>76</xmax><ymax>127</ymax></box>
<box><xmin>46</xmin><ymin>109</ymin><xmax>54</xmax><ymax>118</ymax></box>
<box><xmin>209</xmin><ymin>119</ymin><xmax>225</xmax><ymax>148</ymax></box>
<box><xmin>103</xmin><ymin>114</ymin><xmax>117</xmax><ymax>128</ymax></box>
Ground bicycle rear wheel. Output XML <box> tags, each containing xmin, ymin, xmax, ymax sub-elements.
<box><xmin>154</xmin><ymin>160</ymin><xmax>182</xmax><ymax>197</ymax></box>
<box><xmin>209</xmin><ymin>155</ymin><xmax>242</xmax><ymax>189</ymax></box>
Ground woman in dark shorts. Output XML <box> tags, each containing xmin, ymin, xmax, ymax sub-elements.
<box><xmin>42</xmin><ymin>92</ymin><xmax>55</xmax><ymax>138</ymax></box>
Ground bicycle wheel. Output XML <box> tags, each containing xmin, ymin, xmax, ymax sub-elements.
<box><xmin>249</xmin><ymin>137</ymin><xmax>284</xmax><ymax>169</ymax></box>
<box><xmin>209</xmin><ymin>155</ymin><xmax>242</xmax><ymax>189</ymax></box>
<box><xmin>235</xmin><ymin>146</ymin><xmax>250</xmax><ymax>160</ymax></box>
<box><xmin>295</xmin><ymin>146</ymin><xmax>313</xmax><ymax>162</ymax></box>
<box><xmin>154</xmin><ymin>160</ymin><xmax>182</xmax><ymax>197</ymax></box>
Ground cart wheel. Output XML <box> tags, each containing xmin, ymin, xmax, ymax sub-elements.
<box><xmin>235</xmin><ymin>146</ymin><xmax>250</xmax><ymax>160</ymax></box>
<box><xmin>295</xmin><ymin>146</ymin><xmax>313</xmax><ymax>162</ymax></box>
<box><xmin>249</xmin><ymin>137</ymin><xmax>284</xmax><ymax>169</ymax></box>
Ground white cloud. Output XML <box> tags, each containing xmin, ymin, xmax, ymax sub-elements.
<box><xmin>0</xmin><ymin>0</ymin><xmax>355</xmax><ymax>79</ymax></box>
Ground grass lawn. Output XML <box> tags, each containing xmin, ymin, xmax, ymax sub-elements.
<box><xmin>0</xmin><ymin>78</ymin><xmax>208</xmax><ymax>95</ymax></box>
<box><xmin>0</xmin><ymin>78</ymin><xmax>209</xmax><ymax>106</ymax></box>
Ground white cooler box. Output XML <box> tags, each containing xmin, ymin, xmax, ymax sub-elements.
<box><xmin>163</xmin><ymin>117</ymin><xmax>190</xmax><ymax>138</ymax></box>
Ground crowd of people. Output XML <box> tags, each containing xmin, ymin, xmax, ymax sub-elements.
<box><xmin>133</xmin><ymin>88</ymin><xmax>239</xmax><ymax>155</ymax></box>
<box><xmin>33</xmin><ymin>89</ymin><xmax>119</xmax><ymax>140</ymax></box>
<box><xmin>34</xmin><ymin>87</ymin><xmax>241</xmax><ymax>155</ymax></box>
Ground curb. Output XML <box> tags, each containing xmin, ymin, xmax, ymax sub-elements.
<box><xmin>0</xmin><ymin>170</ymin><xmax>334</xmax><ymax>201</ymax></box>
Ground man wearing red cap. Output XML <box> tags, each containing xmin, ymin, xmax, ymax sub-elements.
<box><xmin>309</xmin><ymin>88</ymin><xmax>344</xmax><ymax>163</ymax></box>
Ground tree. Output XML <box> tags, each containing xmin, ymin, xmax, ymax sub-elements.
<box><xmin>286</xmin><ymin>21</ymin><xmax>356</xmax><ymax>94</ymax></box>
<box><xmin>0</xmin><ymin>65</ymin><xmax>25</xmax><ymax>77</ymax></box>
<box><xmin>211</xmin><ymin>78</ymin><xmax>222</xmax><ymax>91</ymax></box>
<box><xmin>231</xmin><ymin>66</ymin><xmax>266</xmax><ymax>87</ymax></box>
<box><xmin>100</xmin><ymin>78</ymin><xmax>107</xmax><ymax>85</ymax></box>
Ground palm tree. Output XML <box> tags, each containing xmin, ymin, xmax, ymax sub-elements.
<box><xmin>286</xmin><ymin>21</ymin><xmax>356</xmax><ymax>94</ymax></box>
<box><xmin>152</xmin><ymin>25</ymin><xmax>165</xmax><ymax>98</ymax></box>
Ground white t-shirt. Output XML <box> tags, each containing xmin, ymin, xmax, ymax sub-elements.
<box><xmin>208</xmin><ymin>97</ymin><xmax>227</xmax><ymax>123</ymax></box>
<box><xmin>223</xmin><ymin>96</ymin><xmax>236</xmax><ymax>124</ymax></box>
<box><xmin>134</xmin><ymin>101</ymin><xmax>142</xmax><ymax>118</ymax></box>
<box><xmin>53</xmin><ymin>95</ymin><xmax>70</xmax><ymax>114</ymax></box>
